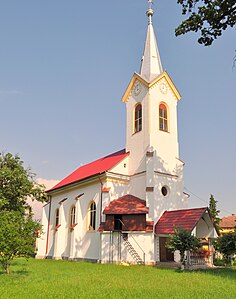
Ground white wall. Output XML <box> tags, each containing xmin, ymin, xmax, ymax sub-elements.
<box><xmin>125</xmin><ymin>77</ymin><xmax>180</xmax><ymax>176</ymax></box>
<box><xmin>101</xmin><ymin>232</ymin><xmax>154</xmax><ymax>264</ymax></box>
<box><xmin>36</xmin><ymin>203</ymin><xmax>50</xmax><ymax>258</ymax></box>
<box><xmin>125</xmin><ymin>83</ymin><xmax>149</xmax><ymax>175</ymax></box>
<box><xmin>37</xmin><ymin>180</ymin><xmax>102</xmax><ymax>261</ymax></box>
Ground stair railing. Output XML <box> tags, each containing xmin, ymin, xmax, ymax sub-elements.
<box><xmin>117</xmin><ymin>219</ymin><xmax>146</xmax><ymax>264</ymax></box>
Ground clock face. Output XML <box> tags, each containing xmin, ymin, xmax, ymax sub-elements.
<box><xmin>160</xmin><ymin>82</ymin><xmax>167</xmax><ymax>94</ymax></box>
<box><xmin>134</xmin><ymin>82</ymin><xmax>141</xmax><ymax>96</ymax></box>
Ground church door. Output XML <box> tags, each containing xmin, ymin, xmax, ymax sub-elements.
<box><xmin>159</xmin><ymin>237</ymin><xmax>174</xmax><ymax>262</ymax></box>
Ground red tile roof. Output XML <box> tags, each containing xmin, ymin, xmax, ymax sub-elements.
<box><xmin>48</xmin><ymin>149</ymin><xmax>129</xmax><ymax>192</ymax></box>
<box><xmin>220</xmin><ymin>215</ymin><xmax>236</xmax><ymax>228</ymax></box>
<box><xmin>155</xmin><ymin>207</ymin><xmax>208</xmax><ymax>235</ymax></box>
<box><xmin>146</xmin><ymin>221</ymin><xmax>154</xmax><ymax>232</ymax></box>
<box><xmin>103</xmin><ymin>195</ymin><xmax>149</xmax><ymax>215</ymax></box>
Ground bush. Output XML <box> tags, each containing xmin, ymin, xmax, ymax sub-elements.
<box><xmin>213</xmin><ymin>258</ymin><xmax>225</xmax><ymax>267</ymax></box>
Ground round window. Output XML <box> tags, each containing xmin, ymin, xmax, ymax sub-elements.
<box><xmin>161</xmin><ymin>186</ymin><xmax>169</xmax><ymax>197</ymax></box>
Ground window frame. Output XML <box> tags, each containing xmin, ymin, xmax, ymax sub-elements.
<box><xmin>133</xmin><ymin>103</ymin><xmax>142</xmax><ymax>134</ymax></box>
<box><xmin>87</xmin><ymin>201</ymin><xmax>96</xmax><ymax>231</ymax></box>
<box><xmin>54</xmin><ymin>208</ymin><xmax>61</xmax><ymax>230</ymax></box>
<box><xmin>69</xmin><ymin>205</ymin><xmax>77</xmax><ymax>230</ymax></box>
<box><xmin>159</xmin><ymin>102</ymin><xmax>169</xmax><ymax>132</ymax></box>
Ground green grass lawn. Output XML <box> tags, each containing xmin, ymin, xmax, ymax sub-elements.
<box><xmin>0</xmin><ymin>259</ymin><xmax>235</xmax><ymax>299</ymax></box>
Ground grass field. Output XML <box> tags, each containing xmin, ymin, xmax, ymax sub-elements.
<box><xmin>0</xmin><ymin>259</ymin><xmax>236</xmax><ymax>299</ymax></box>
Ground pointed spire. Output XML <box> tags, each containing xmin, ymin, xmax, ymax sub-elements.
<box><xmin>140</xmin><ymin>0</ymin><xmax>163</xmax><ymax>82</ymax></box>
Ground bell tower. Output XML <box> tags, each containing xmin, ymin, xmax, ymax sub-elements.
<box><xmin>122</xmin><ymin>1</ymin><xmax>186</xmax><ymax>220</ymax></box>
<box><xmin>122</xmin><ymin>1</ymin><xmax>181</xmax><ymax>176</ymax></box>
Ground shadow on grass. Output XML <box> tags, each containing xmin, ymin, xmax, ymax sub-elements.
<box><xmin>0</xmin><ymin>259</ymin><xmax>30</xmax><ymax>276</ymax></box>
<box><xmin>0</xmin><ymin>269</ymin><xmax>30</xmax><ymax>276</ymax></box>
<box><xmin>194</xmin><ymin>267</ymin><xmax>236</xmax><ymax>280</ymax></box>
<box><xmin>155</xmin><ymin>265</ymin><xmax>236</xmax><ymax>280</ymax></box>
<box><xmin>12</xmin><ymin>269</ymin><xmax>30</xmax><ymax>275</ymax></box>
<box><xmin>181</xmin><ymin>267</ymin><xmax>235</xmax><ymax>281</ymax></box>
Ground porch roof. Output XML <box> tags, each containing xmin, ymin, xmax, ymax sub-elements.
<box><xmin>155</xmin><ymin>207</ymin><xmax>208</xmax><ymax>235</ymax></box>
<box><xmin>103</xmin><ymin>195</ymin><xmax>149</xmax><ymax>215</ymax></box>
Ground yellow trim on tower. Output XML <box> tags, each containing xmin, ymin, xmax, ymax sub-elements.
<box><xmin>121</xmin><ymin>73</ymin><xmax>149</xmax><ymax>103</ymax></box>
<box><xmin>121</xmin><ymin>71</ymin><xmax>181</xmax><ymax>103</ymax></box>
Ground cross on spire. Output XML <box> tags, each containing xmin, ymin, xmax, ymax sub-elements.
<box><xmin>148</xmin><ymin>0</ymin><xmax>153</xmax><ymax>10</ymax></box>
<box><xmin>146</xmin><ymin>0</ymin><xmax>154</xmax><ymax>24</ymax></box>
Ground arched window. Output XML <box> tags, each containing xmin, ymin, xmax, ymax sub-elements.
<box><xmin>55</xmin><ymin>208</ymin><xmax>60</xmax><ymax>227</ymax></box>
<box><xmin>159</xmin><ymin>103</ymin><xmax>168</xmax><ymax>132</ymax></box>
<box><xmin>134</xmin><ymin>104</ymin><xmax>142</xmax><ymax>133</ymax></box>
<box><xmin>88</xmin><ymin>202</ymin><xmax>96</xmax><ymax>231</ymax></box>
<box><xmin>70</xmin><ymin>205</ymin><xmax>76</xmax><ymax>228</ymax></box>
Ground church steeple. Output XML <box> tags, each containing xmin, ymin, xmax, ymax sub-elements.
<box><xmin>140</xmin><ymin>0</ymin><xmax>163</xmax><ymax>82</ymax></box>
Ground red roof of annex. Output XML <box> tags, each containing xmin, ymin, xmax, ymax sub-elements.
<box><xmin>48</xmin><ymin>149</ymin><xmax>129</xmax><ymax>192</ymax></box>
<box><xmin>155</xmin><ymin>207</ymin><xmax>208</xmax><ymax>235</ymax></box>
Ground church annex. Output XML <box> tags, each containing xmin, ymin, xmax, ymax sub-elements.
<box><xmin>37</xmin><ymin>2</ymin><xmax>218</xmax><ymax>265</ymax></box>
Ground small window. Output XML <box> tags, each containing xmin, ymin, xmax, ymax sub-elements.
<box><xmin>134</xmin><ymin>104</ymin><xmax>142</xmax><ymax>133</ymax></box>
<box><xmin>159</xmin><ymin>103</ymin><xmax>168</xmax><ymax>132</ymax></box>
<box><xmin>161</xmin><ymin>186</ymin><xmax>169</xmax><ymax>197</ymax></box>
<box><xmin>70</xmin><ymin>205</ymin><xmax>76</xmax><ymax>227</ymax></box>
<box><xmin>88</xmin><ymin>202</ymin><xmax>96</xmax><ymax>231</ymax></box>
<box><xmin>55</xmin><ymin>208</ymin><xmax>60</xmax><ymax>227</ymax></box>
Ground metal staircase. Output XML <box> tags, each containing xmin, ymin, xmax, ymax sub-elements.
<box><xmin>121</xmin><ymin>233</ymin><xmax>144</xmax><ymax>265</ymax></box>
<box><xmin>120</xmin><ymin>232</ymin><xmax>145</xmax><ymax>265</ymax></box>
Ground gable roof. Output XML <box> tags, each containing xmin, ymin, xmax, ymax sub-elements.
<box><xmin>121</xmin><ymin>71</ymin><xmax>181</xmax><ymax>103</ymax></box>
<box><xmin>155</xmin><ymin>207</ymin><xmax>208</xmax><ymax>235</ymax></box>
<box><xmin>48</xmin><ymin>149</ymin><xmax>129</xmax><ymax>192</ymax></box>
<box><xmin>220</xmin><ymin>215</ymin><xmax>236</xmax><ymax>228</ymax></box>
<box><xmin>103</xmin><ymin>195</ymin><xmax>149</xmax><ymax>215</ymax></box>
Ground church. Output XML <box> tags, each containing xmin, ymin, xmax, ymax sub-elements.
<box><xmin>37</xmin><ymin>2</ymin><xmax>218</xmax><ymax>265</ymax></box>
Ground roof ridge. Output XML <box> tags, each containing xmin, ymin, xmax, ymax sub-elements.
<box><xmin>81</xmin><ymin>148</ymin><xmax>126</xmax><ymax>166</ymax></box>
<box><xmin>163</xmin><ymin>207</ymin><xmax>208</xmax><ymax>214</ymax></box>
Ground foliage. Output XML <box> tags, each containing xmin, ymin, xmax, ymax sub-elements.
<box><xmin>0</xmin><ymin>152</ymin><xmax>45</xmax><ymax>274</ymax></box>
<box><xmin>176</xmin><ymin>0</ymin><xmax>236</xmax><ymax>45</ymax></box>
<box><xmin>0</xmin><ymin>259</ymin><xmax>236</xmax><ymax>298</ymax></box>
<box><xmin>0</xmin><ymin>211</ymin><xmax>40</xmax><ymax>274</ymax></box>
<box><xmin>166</xmin><ymin>227</ymin><xmax>200</xmax><ymax>269</ymax></box>
<box><xmin>215</xmin><ymin>232</ymin><xmax>236</xmax><ymax>265</ymax></box>
<box><xmin>213</xmin><ymin>257</ymin><xmax>225</xmax><ymax>266</ymax></box>
<box><xmin>0</xmin><ymin>152</ymin><xmax>46</xmax><ymax>215</ymax></box>
<box><xmin>208</xmin><ymin>194</ymin><xmax>221</xmax><ymax>227</ymax></box>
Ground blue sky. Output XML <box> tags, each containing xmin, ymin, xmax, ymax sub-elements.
<box><xmin>0</xmin><ymin>1</ymin><xmax>235</xmax><ymax>216</ymax></box>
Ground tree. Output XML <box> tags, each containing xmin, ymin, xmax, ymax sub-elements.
<box><xmin>176</xmin><ymin>0</ymin><xmax>236</xmax><ymax>46</ymax></box>
<box><xmin>215</xmin><ymin>231</ymin><xmax>236</xmax><ymax>265</ymax></box>
<box><xmin>166</xmin><ymin>227</ymin><xmax>200</xmax><ymax>270</ymax></box>
<box><xmin>0</xmin><ymin>210</ymin><xmax>40</xmax><ymax>274</ymax></box>
<box><xmin>0</xmin><ymin>152</ymin><xmax>46</xmax><ymax>274</ymax></box>
<box><xmin>208</xmin><ymin>194</ymin><xmax>221</xmax><ymax>228</ymax></box>
<box><xmin>0</xmin><ymin>152</ymin><xmax>46</xmax><ymax>215</ymax></box>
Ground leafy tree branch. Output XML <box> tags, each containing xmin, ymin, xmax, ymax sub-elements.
<box><xmin>176</xmin><ymin>0</ymin><xmax>236</xmax><ymax>45</ymax></box>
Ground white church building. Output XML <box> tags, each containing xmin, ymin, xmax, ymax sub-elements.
<box><xmin>37</xmin><ymin>3</ymin><xmax>218</xmax><ymax>265</ymax></box>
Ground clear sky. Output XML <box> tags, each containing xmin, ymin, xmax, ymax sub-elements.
<box><xmin>0</xmin><ymin>1</ymin><xmax>235</xmax><ymax>217</ymax></box>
